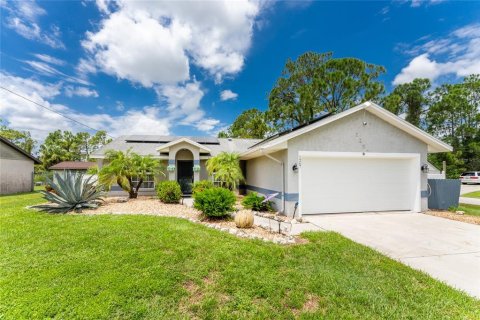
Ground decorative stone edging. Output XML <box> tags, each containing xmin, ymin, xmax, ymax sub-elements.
<box><xmin>186</xmin><ymin>217</ymin><xmax>298</xmax><ymax>244</ymax></box>
<box><xmin>249</xmin><ymin>211</ymin><xmax>321</xmax><ymax>236</ymax></box>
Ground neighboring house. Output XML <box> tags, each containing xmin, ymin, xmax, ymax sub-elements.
<box><xmin>427</xmin><ymin>161</ymin><xmax>446</xmax><ymax>179</ymax></box>
<box><xmin>49</xmin><ymin>161</ymin><xmax>96</xmax><ymax>173</ymax></box>
<box><xmin>91</xmin><ymin>101</ymin><xmax>452</xmax><ymax>217</ymax></box>
<box><xmin>48</xmin><ymin>161</ymin><xmax>96</xmax><ymax>182</ymax></box>
<box><xmin>0</xmin><ymin>136</ymin><xmax>41</xmax><ymax>195</ymax></box>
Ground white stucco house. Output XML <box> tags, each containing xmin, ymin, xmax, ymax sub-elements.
<box><xmin>91</xmin><ymin>102</ymin><xmax>452</xmax><ymax>217</ymax></box>
<box><xmin>0</xmin><ymin>136</ymin><xmax>41</xmax><ymax>195</ymax></box>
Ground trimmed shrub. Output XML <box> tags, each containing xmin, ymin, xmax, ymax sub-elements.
<box><xmin>242</xmin><ymin>192</ymin><xmax>273</xmax><ymax>212</ymax></box>
<box><xmin>193</xmin><ymin>187</ymin><xmax>236</xmax><ymax>218</ymax></box>
<box><xmin>192</xmin><ymin>180</ymin><xmax>214</xmax><ymax>195</ymax></box>
<box><xmin>157</xmin><ymin>181</ymin><xmax>182</xmax><ymax>203</ymax></box>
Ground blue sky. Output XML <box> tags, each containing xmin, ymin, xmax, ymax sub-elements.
<box><xmin>1</xmin><ymin>0</ymin><xmax>479</xmax><ymax>142</ymax></box>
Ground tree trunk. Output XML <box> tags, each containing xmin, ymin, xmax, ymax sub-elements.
<box><xmin>127</xmin><ymin>177</ymin><xmax>137</xmax><ymax>199</ymax></box>
<box><xmin>129</xmin><ymin>191</ymin><xmax>137</xmax><ymax>199</ymax></box>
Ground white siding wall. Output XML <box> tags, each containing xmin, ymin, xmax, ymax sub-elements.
<box><xmin>0</xmin><ymin>159</ymin><xmax>34</xmax><ymax>194</ymax></box>
<box><xmin>245</xmin><ymin>150</ymin><xmax>287</xmax><ymax>212</ymax></box>
<box><xmin>286</xmin><ymin>112</ymin><xmax>429</xmax><ymax>214</ymax></box>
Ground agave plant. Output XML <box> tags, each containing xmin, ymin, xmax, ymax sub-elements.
<box><xmin>33</xmin><ymin>171</ymin><xmax>104</xmax><ymax>213</ymax></box>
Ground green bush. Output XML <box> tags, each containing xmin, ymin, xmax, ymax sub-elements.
<box><xmin>193</xmin><ymin>187</ymin><xmax>236</xmax><ymax>218</ymax></box>
<box><xmin>242</xmin><ymin>192</ymin><xmax>273</xmax><ymax>212</ymax></box>
<box><xmin>192</xmin><ymin>180</ymin><xmax>214</xmax><ymax>195</ymax></box>
<box><xmin>156</xmin><ymin>181</ymin><xmax>182</xmax><ymax>203</ymax></box>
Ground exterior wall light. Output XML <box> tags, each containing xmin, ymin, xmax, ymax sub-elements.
<box><xmin>193</xmin><ymin>164</ymin><xmax>201</xmax><ymax>172</ymax></box>
<box><xmin>421</xmin><ymin>164</ymin><xmax>429</xmax><ymax>173</ymax></box>
<box><xmin>292</xmin><ymin>163</ymin><xmax>298</xmax><ymax>172</ymax></box>
<box><xmin>167</xmin><ymin>165</ymin><xmax>176</xmax><ymax>172</ymax></box>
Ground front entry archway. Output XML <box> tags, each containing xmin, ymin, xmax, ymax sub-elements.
<box><xmin>176</xmin><ymin>149</ymin><xmax>194</xmax><ymax>194</ymax></box>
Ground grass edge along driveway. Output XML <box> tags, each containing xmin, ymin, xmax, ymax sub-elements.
<box><xmin>1</xmin><ymin>192</ymin><xmax>479</xmax><ymax>319</ymax></box>
<box><xmin>462</xmin><ymin>190</ymin><xmax>480</xmax><ymax>199</ymax></box>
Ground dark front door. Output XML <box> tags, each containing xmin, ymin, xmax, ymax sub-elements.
<box><xmin>177</xmin><ymin>160</ymin><xmax>193</xmax><ymax>194</ymax></box>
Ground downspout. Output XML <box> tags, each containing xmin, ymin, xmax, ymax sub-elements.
<box><xmin>261</xmin><ymin>149</ymin><xmax>285</xmax><ymax>214</ymax></box>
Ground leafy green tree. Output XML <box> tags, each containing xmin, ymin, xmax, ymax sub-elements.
<box><xmin>0</xmin><ymin>119</ymin><xmax>36</xmax><ymax>153</ymax></box>
<box><xmin>40</xmin><ymin>130</ymin><xmax>81</xmax><ymax>169</ymax></box>
<box><xmin>40</xmin><ymin>130</ymin><xmax>112</xmax><ymax>168</ymax></box>
<box><xmin>219</xmin><ymin>108</ymin><xmax>269</xmax><ymax>139</ymax></box>
<box><xmin>217</xmin><ymin>131</ymin><xmax>229</xmax><ymax>138</ymax></box>
<box><xmin>428</xmin><ymin>151</ymin><xmax>466</xmax><ymax>179</ymax></box>
<box><xmin>382</xmin><ymin>78</ymin><xmax>431</xmax><ymax>127</ymax></box>
<box><xmin>98</xmin><ymin>149</ymin><xmax>164</xmax><ymax>198</ymax></box>
<box><xmin>266</xmin><ymin>52</ymin><xmax>385</xmax><ymax>131</ymax></box>
<box><xmin>76</xmin><ymin>131</ymin><xmax>112</xmax><ymax>160</ymax></box>
<box><xmin>206</xmin><ymin>152</ymin><xmax>244</xmax><ymax>190</ymax></box>
<box><xmin>427</xmin><ymin>75</ymin><xmax>480</xmax><ymax>176</ymax></box>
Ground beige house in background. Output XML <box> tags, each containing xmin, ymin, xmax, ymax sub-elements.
<box><xmin>0</xmin><ymin>137</ymin><xmax>40</xmax><ymax>195</ymax></box>
<box><xmin>91</xmin><ymin>102</ymin><xmax>452</xmax><ymax>217</ymax></box>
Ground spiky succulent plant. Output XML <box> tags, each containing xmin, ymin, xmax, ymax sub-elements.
<box><xmin>33</xmin><ymin>170</ymin><xmax>104</xmax><ymax>213</ymax></box>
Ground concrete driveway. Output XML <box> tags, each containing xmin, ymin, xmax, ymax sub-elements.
<box><xmin>304</xmin><ymin>212</ymin><xmax>480</xmax><ymax>298</ymax></box>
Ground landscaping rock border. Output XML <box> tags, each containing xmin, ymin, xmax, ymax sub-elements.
<box><xmin>83</xmin><ymin>197</ymin><xmax>307</xmax><ymax>244</ymax></box>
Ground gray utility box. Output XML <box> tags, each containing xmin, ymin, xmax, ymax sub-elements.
<box><xmin>427</xmin><ymin>179</ymin><xmax>461</xmax><ymax>210</ymax></box>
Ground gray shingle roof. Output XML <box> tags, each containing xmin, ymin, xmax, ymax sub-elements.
<box><xmin>91</xmin><ymin>135</ymin><xmax>260</xmax><ymax>158</ymax></box>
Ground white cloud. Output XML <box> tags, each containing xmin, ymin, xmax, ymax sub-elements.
<box><xmin>64</xmin><ymin>86</ymin><xmax>99</xmax><ymax>98</ymax></box>
<box><xmin>393</xmin><ymin>23</ymin><xmax>480</xmax><ymax>85</ymax></box>
<box><xmin>1</xmin><ymin>1</ymin><xmax>64</xmax><ymax>49</ymax></box>
<box><xmin>410</xmin><ymin>0</ymin><xmax>445</xmax><ymax>7</ymax></box>
<box><xmin>156</xmin><ymin>80</ymin><xmax>223</xmax><ymax>133</ymax></box>
<box><xmin>23</xmin><ymin>59</ymin><xmax>91</xmax><ymax>86</ymax></box>
<box><xmin>393</xmin><ymin>54</ymin><xmax>442</xmax><ymax>85</ymax></box>
<box><xmin>196</xmin><ymin>118</ymin><xmax>220</xmax><ymax>132</ymax></box>
<box><xmin>220</xmin><ymin>89</ymin><xmax>238</xmax><ymax>101</ymax></box>
<box><xmin>95</xmin><ymin>0</ymin><xmax>112</xmax><ymax>14</ymax></box>
<box><xmin>83</xmin><ymin>12</ymin><xmax>190</xmax><ymax>87</ymax></box>
<box><xmin>33</xmin><ymin>53</ymin><xmax>65</xmax><ymax>66</ymax></box>
<box><xmin>0</xmin><ymin>73</ymin><xmax>221</xmax><ymax>144</ymax></box>
<box><xmin>0</xmin><ymin>72</ymin><xmax>171</xmax><ymax>141</ymax></box>
<box><xmin>76</xmin><ymin>58</ymin><xmax>97</xmax><ymax>78</ymax></box>
<box><xmin>82</xmin><ymin>0</ymin><xmax>261</xmax><ymax>86</ymax></box>
<box><xmin>158</xmin><ymin>80</ymin><xmax>205</xmax><ymax>124</ymax></box>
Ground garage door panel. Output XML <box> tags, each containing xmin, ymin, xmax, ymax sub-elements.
<box><xmin>300</xmin><ymin>154</ymin><xmax>419</xmax><ymax>214</ymax></box>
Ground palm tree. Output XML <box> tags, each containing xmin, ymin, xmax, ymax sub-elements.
<box><xmin>206</xmin><ymin>152</ymin><xmax>244</xmax><ymax>190</ymax></box>
<box><xmin>98</xmin><ymin>149</ymin><xmax>164</xmax><ymax>198</ymax></box>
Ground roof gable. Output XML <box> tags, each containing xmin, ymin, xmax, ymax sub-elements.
<box><xmin>240</xmin><ymin>101</ymin><xmax>452</xmax><ymax>159</ymax></box>
<box><xmin>156</xmin><ymin>137</ymin><xmax>211</xmax><ymax>153</ymax></box>
<box><xmin>0</xmin><ymin>137</ymin><xmax>41</xmax><ymax>164</ymax></box>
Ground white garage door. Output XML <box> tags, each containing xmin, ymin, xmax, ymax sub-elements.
<box><xmin>299</xmin><ymin>152</ymin><xmax>421</xmax><ymax>215</ymax></box>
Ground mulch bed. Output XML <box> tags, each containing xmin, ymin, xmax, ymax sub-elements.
<box><xmin>83</xmin><ymin>197</ymin><xmax>305</xmax><ymax>244</ymax></box>
<box><xmin>427</xmin><ymin>210</ymin><xmax>480</xmax><ymax>225</ymax></box>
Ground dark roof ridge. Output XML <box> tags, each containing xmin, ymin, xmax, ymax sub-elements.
<box><xmin>0</xmin><ymin>136</ymin><xmax>41</xmax><ymax>164</ymax></box>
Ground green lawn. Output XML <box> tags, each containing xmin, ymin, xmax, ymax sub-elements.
<box><xmin>1</xmin><ymin>193</ymin><xmax>478</xmax><ymax>319</ymax></box>
<box><xmin>456</xmin><ymin>203</ymin><xmax>480</xmax><ymax>217</ymax></box>
<box><xmin>462</xmin><ymin>190</ymin><xmax>480</xmax><ymax>199</ymax></box>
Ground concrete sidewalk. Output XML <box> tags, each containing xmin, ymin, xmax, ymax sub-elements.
<box><xmin>459</xmin><ymin>197</ymin><xmax>480</xmax><ymax>206</ymax></box>
<box><xmin>305</xmin><ymin>212</ymin><xmax>480</xmax><ymax>299</ymax></box>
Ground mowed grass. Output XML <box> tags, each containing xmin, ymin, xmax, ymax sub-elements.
<box><xmin>456</xmin><ymin>203</ymin><xmax>480</xmax><ymax>217</ymax></box>
<box><xmin>0</xmin><ymin>193</ymin><xmax>479</xmax><ymax>319</ymax></box>
<box><xmin>462</xmin><ymin>190</ymin><xmax>480</xmax><ymax>199</ymax></box>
